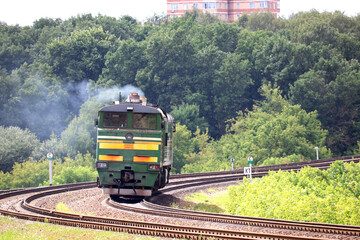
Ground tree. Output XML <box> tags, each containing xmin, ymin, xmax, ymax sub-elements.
<box><xmin>170</xmin><ymin>103</ymin><xmax>209</xmax><ymax>133</ymax></box>
<box><xmin>173</xmin><ymin>124</ymin><xmax>193</xmax><ymax>173</ymax></box>
<box><xmin>98</xmin><ymin>39</ymin><xmax>146</xmax><ymax>87</ymax></box>
<box><xmin>59</xmin><ymin>99</ymin><xmax>102</xmax><ymax>157</ymax></box>
<box><xmin>173</xmin><ymin>124</ymin><xmax>211</xmax><ymax>173</ymax></box>
<box><xmin>228</xmin><ymin>85</ymin><xmax>331</xmax><ymax>165</ymax></box>
<box><xmin>45</xmin><ymin>27</ymin><xmax>114</xmax><ymax>81</ymax></box>
<box><xmin>193</xmin><ymin>22</ymin><xmax>242</xmax><ymax>53</ymax></box>
<box><xmin>0</xmin><ymin>68</ymin><xmax>21</xmax><ymax>123</ymax></box>
<box><xmin>290</xmin><ymin>60</ymin><xmax>360</xmax><ymax>155</ymax></box>
<box><xmin>287</xmin><ymin>10</ymin><xmax>338</xmax><ymax>46</ymax></box>
<box><xmin>136</xmin><ymin>26</ymin><xmax>196</xmax><ymax>107</ymax></box>
<box><xmin>246</xmin><ymin>12</ymin><xmax>283</xmax><ymax>32</ymax></box>
<box><xmin>1</xmin><ymin>64</ymin><xmax>72</xmax><ymax>140</ymax></box>
<box><xmin>213</xmin><ymin>53</ymin><xmax>252</xmax><ymax>135</ymax></box>
<box><xmin>182</xmin><ymin>85</ymin><xmax>331</xmax><ymax>172</ymax></box>
<box><xmin>0</xmin><ymin>126</ymin><xmax>40</xmax><ymax>172</ymax></box>
<box><xmin>190</xmin><ymin>45</ymin><xmax>226</xmax><ymax>137</ymax></box>
<box><xmin>0</xmin><ymin>23</ymin><xmax>34</xmax><ymax>72</ymax></box>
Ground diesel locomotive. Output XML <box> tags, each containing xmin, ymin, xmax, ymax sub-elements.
<box><xmin>95</xmin><ymin>93</ymin><xmax>175</xmax><ymax>197</ymax></box>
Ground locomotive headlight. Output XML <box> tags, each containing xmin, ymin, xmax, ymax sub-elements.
<box><xmin>96</xmin><ymin>162</ymin><xmax>108</xmax><ymax>168</ymax></box>
<box><xmin>148</xmin><ymin>164</ymin><xmax>160</xmax><ymax>170</ymax></box>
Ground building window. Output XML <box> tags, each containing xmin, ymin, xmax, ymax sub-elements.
<box><xmin>193</xmin><ymin>3</ymin><xmax>198</xmax><ymax>8</ymax></box>
<box><xmin>237</xmin><ymin>3</ymin><xmax>240</xmax><ymax>9</ymax></box>
<box><xmin>184</xmin><ymin>3</ymin><xmax>188</xmax><ymax>10</ymax></box>
<box><xmin>171</xmin><ymin>4</ymin><xmax>178</xmax><ymax>11</ymax></box>
<box><xmin>250</xmin><ymin>2</ymin><xmax>255</xmax><ymax>9</ymax></box>
<box><xmin>203</xmin><ymin>2</ymin><xmax>216</xmax><ymax>9</ymax></box>
<box><xmin>277</xmin><ymin>2</ymin><xmax>280</xmax><ymax>9</ymax></box>
<box><xmin>260</xmin><ymin>1</ymin><xmax>268</xmax><ymax>8</ymax></box>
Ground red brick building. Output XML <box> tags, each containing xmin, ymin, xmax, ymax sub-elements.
<box><xmin>167</xmin><ymin>0</ymin><xmax>280</xmax><ymax>22</ymax></box>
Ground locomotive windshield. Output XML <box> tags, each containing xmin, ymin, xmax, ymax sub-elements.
<box><xmin>102</xmin><ymin>112</ymin><xmax>127</xmax><ymax>128</ymax></box>
<box><xmin>133</xmin><ymin>113</ymin><xmax>157</xmax><ymax>130</ymax></box>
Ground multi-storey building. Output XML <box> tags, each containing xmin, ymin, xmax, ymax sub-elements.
<box><xmin>167</xmin><ymin>0</ymin><xmax>280</xmax><ymax>22</ymax></box>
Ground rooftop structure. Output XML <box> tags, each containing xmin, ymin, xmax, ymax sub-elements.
<box><xmin>167</xmin><ymin>0</ymin><xmax>280</xmax><ymax>22</ymax></box>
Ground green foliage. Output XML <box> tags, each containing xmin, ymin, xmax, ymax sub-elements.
<box><xmin>228</xmin><ymin>85</ymin><xmax>331</xmax><ymax>165</ymax></box>
<box><xmin>290</xmin><ymin>60</ymin><xmax>360</xmax><ymax>154</ymax></box>
<box><xmin>99</xmin><ymin>39</ymin><xmax>146</xmax><ymax>87</ymax></box>
<box><xmin>0</xmin><ymin>23</ymin><xmax>34</xmax><ymax>72</ymax></box>
<box><xmin>226</xmin><ymin>161</ymin><xmax>360</xmax><ymax>225</ymax></box>
<box><xmin>1</xmin><ymin>10</ymin><xmax>360</xmax><ymax>174</ymax></box>
<box><xmin>0</xmin><ymin>153</ymin><xmax>96</xmax><ymax>190</ymax></box>
<box><xmin>244</xmin><ymin>12</ymin><xmax>284</xmax><ymax>32</ymax></box>
<box><xmin>172</xmin><ymin>124</ymin><xmax>192</xmax><ymax>173</ymax></box>
<box><xmin>45</xmin><ymin>27</ymin><xmax>114</xmax><ymax>81</ymax></box>
<box><xmin>4</xmin><ymin>159</ymin><xmax>49</xmax><ymax>189</ymax></box>
<box><xmin>49</xmin><ymin>166</ymin><xmax>97</xmax><ymax>185</ymax></box>
<box><xmin>0</xmin><ymin>126</ymin><xmax>40</xmax><ymax>173</ymax></box>
<box><xmin>170</xmin><ymin>104</ymin><xmax>209</xmax><ymax>133</ymax></box>
<box><xmin>181</xmin><ymin>85</ymin><xmax>331</xmax><ymax>173</ymax></box>
<box><xmin>172</xmin><ymin>124</ymin><xmax>211</xmax><ymax>173</ymax></box>
<box><xmin>59</xmin><ymin>99</ymin><xmax>102</xmax><ymax>157</ymax></box>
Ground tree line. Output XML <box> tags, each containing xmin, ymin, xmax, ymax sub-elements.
<box><xmin>1</xmin><ymin>10</ymin><xmax>360</xmax><ymax>175</ymax></box>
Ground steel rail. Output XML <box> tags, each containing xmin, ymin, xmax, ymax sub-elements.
<box><xmin>170</xmin><ymin>156</ymin><xmax>360</xmax><ymax>179</ymax></box>
<box><xmin>141</xmin><ymin>200</ymin><xmax>360</xmax><ymax>236</ymax></box>
<box><xmin>109</xmin><ymin>157</ymin><xmax>360</xmax><ymax>237</ymax></box>
<box><xmin>1</xmin><ymin>156</ymin><xmax>359</xmax><ymax>239</ymax></box>
<box><xmin>0</xmin><ymin>183</ymin><xmax>322</xmax><ymax>240</ymax></box>
<box><xmin>105</xmin><ymin>177</ymin><xmax>360</xmax><ymax>237</ymax></box>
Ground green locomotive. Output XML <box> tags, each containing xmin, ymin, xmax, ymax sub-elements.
<box><xmin>95</xmin><ymin>93</ymin><xmax>175</xmax><ymax>197</ymax></box>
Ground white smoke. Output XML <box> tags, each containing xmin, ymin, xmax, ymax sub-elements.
<box><xmin>95</xmin><ymin>84</ymin><xmax>145</xmax><ymax>103</ymax></box>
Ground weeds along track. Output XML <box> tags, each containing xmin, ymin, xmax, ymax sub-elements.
<box><xmin>0</xmin><ymin>156</ymin><xmax>359</xmax><ymax>239</ymax></box>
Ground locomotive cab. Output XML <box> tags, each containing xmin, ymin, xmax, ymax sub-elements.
<box><xmin>95</xmin><ymin>93</ymin><xmax>174</xmax><ymax>197</ymax></box>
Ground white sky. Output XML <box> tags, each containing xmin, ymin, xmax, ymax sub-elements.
<box><xmin>1</xmin><ymin>0</ymin><xmax>359</xmax><ymax>26</ymax></box>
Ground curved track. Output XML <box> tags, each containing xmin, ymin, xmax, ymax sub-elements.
<box><xmin>1</xmin><ymin>182</ymin><xmax>321</xmax><ymax>239</ymax></box>
<box><xmin>110</xmin><ymin>156</ymin><xmax>360</xmax><ymax>237</ymax></box>
<box><xmin>0</xmin><ymin>156</ymin><xmax>359</xmax><ymax>239</ymax></box>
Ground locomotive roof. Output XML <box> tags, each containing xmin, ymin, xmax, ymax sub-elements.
<box><xmin>99</xmin><ymin>103</ymin><xmax>161</xmax><ymax>114</ymax></box>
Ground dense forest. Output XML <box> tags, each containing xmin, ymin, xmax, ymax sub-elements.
<box><xmin>1</xmin><ymin>10</ymin><xmax>360</xmax><ymax>177</ymax></box>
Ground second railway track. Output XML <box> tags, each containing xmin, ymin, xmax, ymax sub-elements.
<box><xmin>0</xmin><ymin>156</ymin><xmax>359</xmax><ymax>239</ymax></box>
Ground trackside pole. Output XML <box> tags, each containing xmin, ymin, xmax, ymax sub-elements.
<box><xmin>47</xmin><ymin>152</ymin><xmax>53</xmax><ymax>186</ymax></box>
<box><xmin>248</xmin><ymin>156</ymin><xmax>253</xmax><ymax>179</ymax></box>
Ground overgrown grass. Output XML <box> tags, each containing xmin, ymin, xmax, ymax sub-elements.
<box><xmin>55</xmin><ymin>202</ymin><xmax>72</xmax><ymax>213</ymax></box>
<box><xmin>184</xmin><ymin>187</ymin><xmax>228</xmax><ymax>213</ymax></box>
<box><xmin>0</xmin><ymin>215</ymin><xmax>157</xmax><ymax>240</ymax></box>
<box><xmin>55</xmin><ymin>202</ymin><xmax>89</xmax><ymax>216</ymax></box>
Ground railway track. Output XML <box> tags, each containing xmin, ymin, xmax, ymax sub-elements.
<box><xmin>0</xmin><ymin>182</ymin><xmax>323</xmax><ymax>240</ymax></box>
<box><xmin>169</xmin><ymin>155</ymin><xmax>360</xmax><ymax>180</ymax></box>
<box><xmin>109</xmin><ymin>156</ymin><xmax>360</xmax><ymax>237</ymax></box>
<box><xmin>0</xmin><ymin>156</ymin><xmax>359</xmax><ymax>239</ymax></box>
<box><xmin>106</xmin><ymin>176</ymin><xmax>360</xmax><ymax>237</ymax></box>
